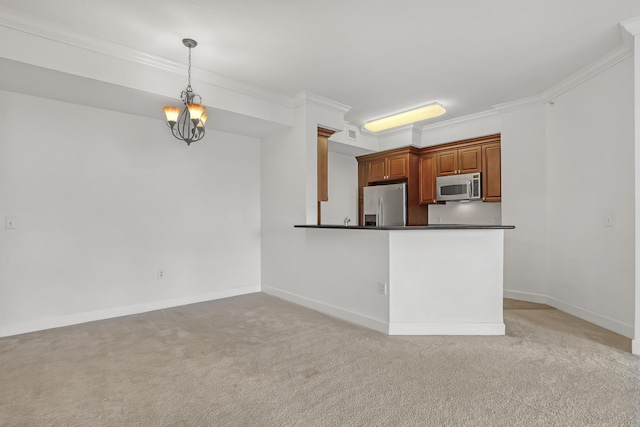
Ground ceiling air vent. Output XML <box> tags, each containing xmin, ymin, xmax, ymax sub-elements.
<box><xmin>347</xmin><ymin>129</ymin><xmax>357</xmax><ymax>140</ymax></box>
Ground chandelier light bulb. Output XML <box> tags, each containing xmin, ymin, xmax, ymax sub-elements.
<box><xmin>163</xmin><ymin>106</ymin><xmax>181</xmax><ymax>125</ymax></box>
<box><xmin>187</xmin><ymin>103</ymin><xmax>206</xmax><ymax>121</ymax></box>
<box><xmin>198</xmin><ymin>113</ymin><xmax>209</xmax><ymax>128</ymax></box>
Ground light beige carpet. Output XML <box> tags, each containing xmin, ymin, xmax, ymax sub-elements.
<box><xmin>0</xmin><ymin>293</ymin><xmax>638</xmax><ymax>426</ymax></box>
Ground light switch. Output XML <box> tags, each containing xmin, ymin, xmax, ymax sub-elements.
<box><xmin>5</xmin><ymin>217</ymin><xmax>16</xmax><ymax>229</ymax></box>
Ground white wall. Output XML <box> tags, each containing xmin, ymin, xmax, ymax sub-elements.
<box><xmin>500</xmin><ymin>104</ymin><xmax>549</xmax><ymax>301</ymax></box>
<box><xmin>321</xmin><ymin>151</ymin><xmax>358</xmax><ymax>225</ymax></box>
<box><xmin>633</xmin><ymin>22</ymin><xmax>640</xmax><ymax>355</ymax></box>
<box><xmin>376</xmin><ymin>126</ymin><xmax>416</xmax><ymax>151</ymax></box>
<box><xmin>420</xmin><ymin>61</ymin><xmax>636</xmax><ymax>339</ymax></box>
<box><xmin>260</xmin><ymin>97</ymin><xmax>392</xmax><ymax>327</ymax></box>
<box><xmin>260</xmin><ymin>107</ymin><xmax>308</xmax><ymax>297</ymax></box>
<box><xmin>264</xmin><ymin>228</ymin><xmax>391</xmax><ymax>332</ymax></box>
<box><xmin>544</xmin><ymin>58</ymin><xmax>635</xmax><ymax>335</ymax></box>
<box><xmin>428</xmin><ymin>202</ymin><xmax>502</xmax><ymax>225</ymax></box>
<box><xmin>389</xmin><ymin>230</ymin><xmax>505</xmax><ymax>335</ymax></box>
<box><xmin>0</xmin><ymin>90</ymin><xmax>262</xmax><ymax>336</ymax></box>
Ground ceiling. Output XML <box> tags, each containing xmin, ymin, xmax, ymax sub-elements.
<box><xmin>1</xmin><ymin>0</ymin><xmax>639</xmax><ymax>131</ymax></box>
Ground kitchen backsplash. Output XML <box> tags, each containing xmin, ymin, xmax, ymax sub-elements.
<box><xmin>428</xmin><ymin>202</ymin><xmax>502</xmax><ymax>225</ymax></box>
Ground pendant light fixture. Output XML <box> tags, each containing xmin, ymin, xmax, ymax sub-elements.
<box><xmin>163</xmin><ymin>38</ymin><xmax>208</xmax><ymax>146</ymax></box>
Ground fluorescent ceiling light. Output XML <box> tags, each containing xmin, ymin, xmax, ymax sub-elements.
<box><xmin>363</xmin><ymin>103</ymin><xmax>446</xmax><ymax>133</ymax></box>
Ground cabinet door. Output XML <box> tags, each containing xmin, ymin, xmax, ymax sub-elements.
<box><xmin>482</xmin><ymin>143</ymin><xmax>501</xmax><ymax>202</ymax></box>
<box><xmin>368</xmin><ymin>158</ymin><xmax>386</xmax><ymax>182</ymax></box>
<box><xmin>458</xmin><ymin>146</ymin><xmax>482</xmax><ymax>174</ymax></box>
<box><xmin>419</xmin><ymin>153</ymin><xmax>437</xmax><ymax>204</ymax></box>
<box><xmin>386</xmin><ymin>153</ymin><xmax>409</xmax><ymax>180</ymax></box>
<box><xmin>436</xmin><ymin>149</ymin><xmax>458</xmax><ymax>176</ymax></box>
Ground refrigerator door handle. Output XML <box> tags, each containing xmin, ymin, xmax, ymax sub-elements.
<box><xmin>378</xmin><ymin>197</ymin><xmax>383</xmax><ymax>227</ymax></box>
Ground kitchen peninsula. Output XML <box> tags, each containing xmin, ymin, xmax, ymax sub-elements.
<box><xmin>287</xmin><ymin>224</ymin><xmax>514</xmax><ymax>336</ymax></box>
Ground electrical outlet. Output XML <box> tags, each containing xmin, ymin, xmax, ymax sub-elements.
<box><xmin>5</xmin><ymin>217</ymin><xmax>16</xmax><ymax>229</ymax></box>
<box><xmin>378</xmin><ymin>282</ymin><xmax>388</xmax><ymax>296</ymax></box>
<box><xmin>605</xmin><ymin>214</ymin><xmax>613</xmax><ymax>227</ymax></box>
<box><xmin>158</xmin><ymin>269</ymin><xmax>165</xmax><ymax>279</ymax></box>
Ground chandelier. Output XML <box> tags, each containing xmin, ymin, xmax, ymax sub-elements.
<box><xmin>163</xmin><ymin>38</ymin><xmax>208</xmax><ymax>146</ymax></box>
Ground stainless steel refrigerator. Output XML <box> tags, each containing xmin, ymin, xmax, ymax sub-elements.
<box><xmin>363</xmin><ymin>183</ymin><xmax>407</xmax><ymax>227</ymax></box>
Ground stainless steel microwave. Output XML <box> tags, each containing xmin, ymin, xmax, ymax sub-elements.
<box><xmin>436</xmin><ymin>172</ymin><xmax>482</xmax><ymax>202</ymax></box>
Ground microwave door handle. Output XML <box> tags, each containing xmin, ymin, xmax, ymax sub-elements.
<box><xmin>467</xmin><ymin>180</ymin><xmax>472</xmax><ymax>198</ymax></box>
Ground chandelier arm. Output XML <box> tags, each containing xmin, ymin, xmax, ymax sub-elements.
<box><xmin>177</xmin><ymin>107</ymin><xmax>190</xmax><ymax>141</ymax></box>
<box><xmin>186</xmin><ymin>44</ymin><xmax>192</xmax><ymax>92</ymax></box>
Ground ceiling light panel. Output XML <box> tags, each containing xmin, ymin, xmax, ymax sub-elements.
<box><xmin>364</xmin><ymin>103</ymin><xmax>446</xmax><ymax>132</ymax></box>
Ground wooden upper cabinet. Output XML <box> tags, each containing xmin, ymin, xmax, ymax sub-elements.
<box><xmin>436</xmin><ymin>149</ymin><xmax>458</xmax><ymax>176</ymax></box>
<box><xmin>436</xmin><ymin>146</ymin><xmax>481</xmax><ymax>176</ymax></box>
<box><xmin>368</xmin><ymin>158</ymin><xmax>387</xmax><ymax>182</ymax></box>
<box><xmin>366</xmin><ymin>153</ymin><xmax>409</xmax><ymax>182</ymax></box>
<box><xmin>386</xmin><ymin>153</ymin><xmax>409</xmax><ymax>180</ymax></box>
<box><xmin>458</xmin><ymin>146</ymin><xmax>482</xmax><ymax>174</ymax></box>
<box><xmin>419</xmin><ymin>152</ymin><xmax>437</xmax><ymax>204</ymax></box>
<box><xmin>482</xmin><ymin>142</ymin><xmax>501</xmax><ymax>202</ymax></box>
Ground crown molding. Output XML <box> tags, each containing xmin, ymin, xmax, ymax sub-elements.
<box><xmin>493</xmin><ymin>95</ymin><xmax>545</xmax><ymax>113</ymax></box>
<box><xmin>293</xmin><ymin>92</ymin><xmax>351</xmax><ymax>114</ymax></box>
<box><xmin>493</xmin><ymin>47</ymin><xmax>631</xmax><ymax>114</ymax></box>
<box><xmin>421</xmin><ymin>110</ymin><xmax>500</xmax><ymax>131</ymax></box>
<box><xmin>541</xmin><ymin>45</ymin><xmax>632</xmax><ymax>102</ymax></box>
<box><xmin>494</xmin><ymin>30</ymin><xmax>633</xmax><ymax>113</ymax></box>
<box><xmin>621</xmin><ymin>16</ymin><xmax>640</xmax><ymax>37</ymax></box>
<box><xmin>0</xmin><ymin>6</ymin><xmax>294</xmax><ymax>108</ymax></box>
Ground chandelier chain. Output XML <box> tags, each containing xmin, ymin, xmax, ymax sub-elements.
<box><xmin>187</xmin><ymin>46</ymin><xmax>192</xmax><ymax>92</ymax></box>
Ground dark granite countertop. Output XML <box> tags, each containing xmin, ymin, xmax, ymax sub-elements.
<box><xmin>294</xmin><ymin>224</ymin><xmax>515</xmax><ymax>230</ymax></box>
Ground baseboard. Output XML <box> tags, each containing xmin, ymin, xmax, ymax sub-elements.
<box><xmin>632</xmin><ymin>339</ymin><xmax>639</xmax><ymax>356</ymax></box>
<box><xmin>388</xmin><ymin>322</ymin><xmax>505</xmax><ymax>336</ymax></box>
<box><xmin>0</xmin><ymin>285</ymin><xmax>260</xmax><ymax>338</ymax></box>
<box><xmin>503</xmin><ymin>289</ymin><xmax>550</xmax><ymax>305</ymax></box>
<box><xmin>262</xmin><ymin>285</ymin><xmax>389</xmax><ymax>334</ymax></box>
<box><xmin>504</xmin><ymin>289</ymin><xmax>634</xmax><ymax>338</ymax></box>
